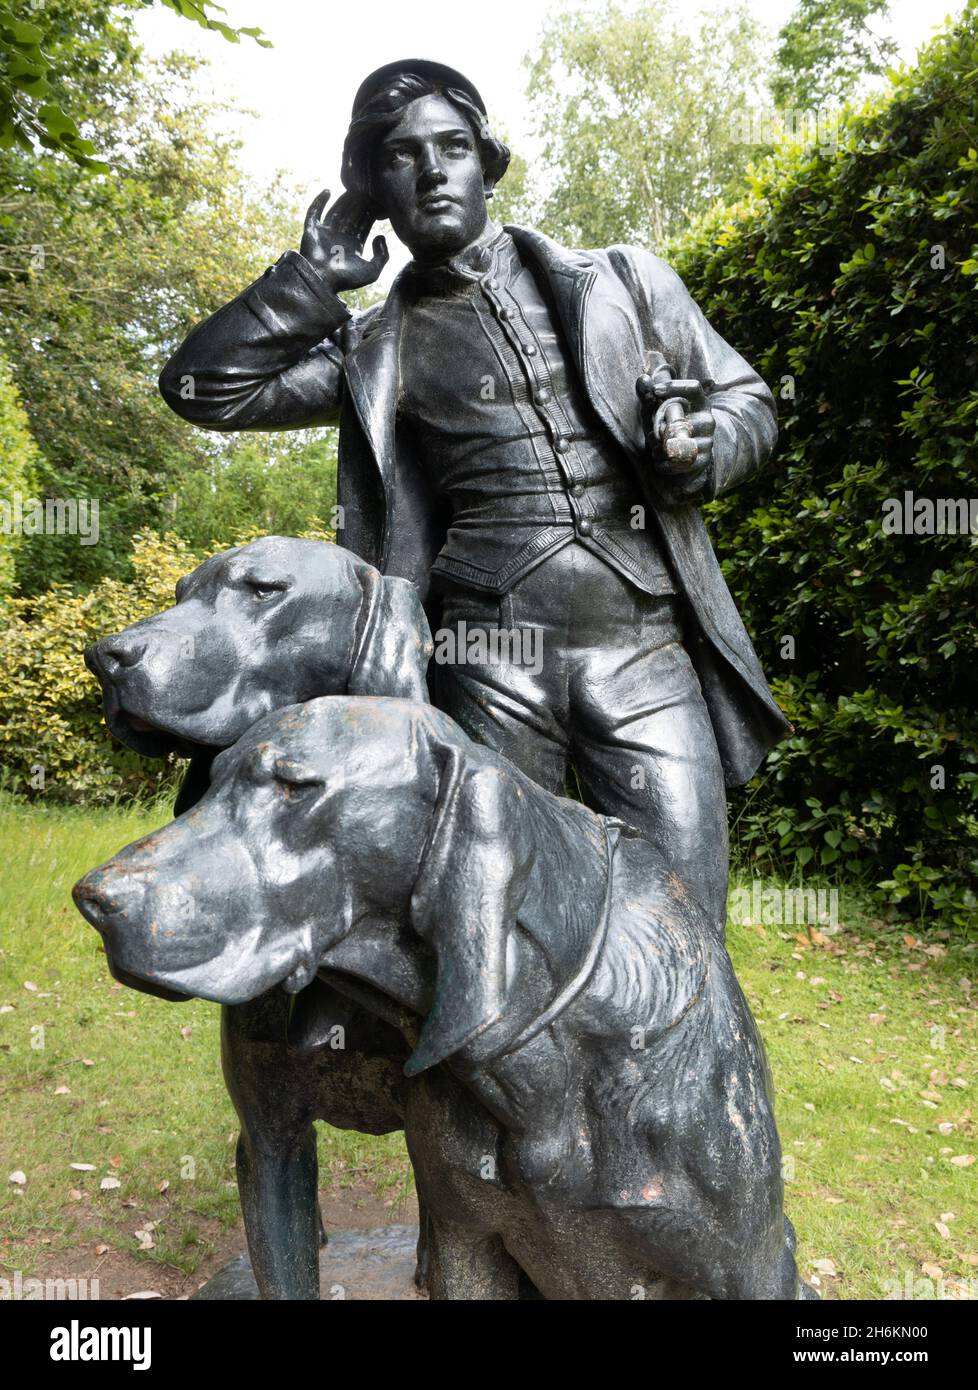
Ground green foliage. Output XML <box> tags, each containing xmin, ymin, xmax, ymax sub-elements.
<box><xmin>0</xmin><ymin>523</ymin><xmax>337</xmax><ymax>804</ymax></box>
<box><xmin>673</xmin><ymin>5</ymin><xmax>978</xmax><ymax>929</ymax></box>
<box><xmin>485</xmin><ymin>126</ymin><xmax>532</xmax><ymax>228</ymax></box>
<box><xmin>0</xmin><ymin>0</ymin><xmax>267</xmax><ymax>170</ymax></box>
<box><xmin>0</xmin><ymin>348</ymin><xmax>40</xmax><ymax>597</ymax></box>
<box><xmin>771</xmin><ymin>0</ymin><xmax>898</xmax><ymax>110</ymax></box>
<box><xmin>0</xmin><ymin>530</ymin><xmax>197</xmax><ymax>802</ymax></box>
<box><xmin>0</xmin><ymin>6</ymin><xmax>302</xmax><ymax>594</ymax></box>
<box><xmin>169</xmin><ymin>435</ymin><xmax>339</xmax><ymax>553</ymax></box>
<box><xmin>153</xmin><ymin>0</ymin><xmax>270</xmax><ymax>50</ymax></box>
<box><xmin>521</xmin><ymin>0</ymin><xmax>771</xmax><ymax>247</ymax></box>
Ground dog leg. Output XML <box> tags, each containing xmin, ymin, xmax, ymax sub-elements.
<box><xmin>235</xmin><ymin>1124</ymin><xmax>321</xmax><ymax>1300</ymax></box>
<box><xmin>786</xmin><ymin>1215</ymin><xmax>819</xmax><ymax>1300</ymax></box>
<box><xmin>424</xmin><ymin>1216</ymin><xmax>522</xmax><ymax>1301</ymax></box>
<box><xmin>719</xmin><ymin>1219</ymin><xmax>811</xmax><ymax>1301</ymax></box>
<box><xmin>222</xmin><ymin>996</ymin><xmax>322</xmax><ymax>1300</ymax></box>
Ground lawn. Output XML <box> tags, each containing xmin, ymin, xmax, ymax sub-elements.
<box><xmin>1</xmin><ymin>794</ymin><xmax>975</xmax><ymax>1298</ymax></box>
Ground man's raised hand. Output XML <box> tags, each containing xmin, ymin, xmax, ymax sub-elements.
<box><xmin>299</xmin><ymin>188</ymin><xmax>389</xmax><ymax>293</ymax></box>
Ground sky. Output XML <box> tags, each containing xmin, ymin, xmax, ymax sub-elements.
<box><xmin>133</xmin><ymin>0</ymin><xmax>959</xmax><ymax>276</ymax></box>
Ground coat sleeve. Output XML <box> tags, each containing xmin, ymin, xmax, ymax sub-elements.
<box><xmin>622</xmin><ymin>246</ymin><xmax>778</xmax><ymax>501</ymax></box>
<box><xmin>158</xmin><ymin>250</ymin><xmax>358</xmax><ymax>431</ymax></box>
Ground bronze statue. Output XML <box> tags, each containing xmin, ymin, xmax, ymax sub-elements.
<box><xmin>75</xmin><ymin>697</ymin><xmax>813</xmax><ymax>1300</ymax></box>
<box><xmin>158</xmin><ymin>58</ymin><xmax>789</xmax><ymax>940</ymax></box>
<box><xmin>74</xmin><ymin>59</ymin><xmax>806</xmax><ymax>1300</ymax></box>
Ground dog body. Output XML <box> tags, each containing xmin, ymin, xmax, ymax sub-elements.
<box><xmin>75</xmin><ymin>697</ymin><xmax>808</xmax><ymax>1300</ymax></box>
<box><xmin>86</xmin><ymin>538</ymin><xmax>430</xmax><ymax>1298</ymax></box>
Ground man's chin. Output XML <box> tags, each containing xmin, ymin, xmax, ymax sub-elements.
<box><xmin>406</xmin><ymin>220</ymin><xmax>468</xmax><ymax>257</ymax></box>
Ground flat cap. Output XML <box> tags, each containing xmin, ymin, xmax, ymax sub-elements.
<box><xmin>350</xmin><ymin>59</ymin><xmax>487</xmax><ymax>118</ymax></box>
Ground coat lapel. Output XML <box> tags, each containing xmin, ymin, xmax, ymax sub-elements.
<box><xmin>341</xmin><ymin>277</ymin><xmax>406</xmax><ymax>502</ymax></box>
<box><xmin>505</xmin><ymin>225</ymin><xmax>595</xmax><ymax>374</ymax></box>
<box><xmin>505</xmin><ymin>224</ymin><xmax>643</xmax><ymax>455</ymax></box>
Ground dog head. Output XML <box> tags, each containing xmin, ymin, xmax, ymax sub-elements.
<box><xmin>72</xmin><ymin>698</ymin><xmax>448</xmax><ymax>1006</ymax></box>
<box><xmin>73</xmin><ymin>696</ymin><xmax>617</xmax><ymax>1078</ymax></box>
<box><xmin>85</xmin><ymin>537</ymin><xmax>432</xmax><ymax>757</ymax></box>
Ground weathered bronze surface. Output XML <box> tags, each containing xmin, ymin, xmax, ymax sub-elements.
<box><xmin>75</xmin><ymin>60</ymin><xmax>809</xmax><ymax>1299</ymax></box>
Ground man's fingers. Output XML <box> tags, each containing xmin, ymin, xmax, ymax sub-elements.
<box><xmin>323</xmin><ymin>191</ymin><xmax>375</xmax><ymax>250</ymax></box>
<box><xmin>305</xmin><ymin>187</ymin><xmax>332</xmax><ymax>230</ymax></box>
<box><xmin>322</xmin><ymin>190</ymin><xmax>356</xmax><ymax>229</ymax></box>
<box><xmin>655</xmin><ymin>377</ymin><xmax>708</xmax><ymax>408</ymax></box>
<box><xmin>370</xmin><ymin>235</ymin><xmax>389</xmax><ymax>272</ymax></box>
<box><xmin>685</xmin><ymin>410</ymin><xmax>716</xmax><ymax>437</ymax></box>
<box><xmin>353</xmin><ymin>200</ymin><xmax>378</xmax><ymax>245</ymax></box>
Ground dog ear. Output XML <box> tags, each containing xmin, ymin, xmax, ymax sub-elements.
<box><xmin>405</xmin><ymin>746</ymin><xmax>531</xmax><ymax>1076</ymax></box>
<box><xmin>348</xmin><ymin>566</ymin><xmax>433</xmax><ymax>701</ymax></box>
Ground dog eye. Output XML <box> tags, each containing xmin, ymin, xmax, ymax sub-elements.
<box><xmin>246</xmin><ymin>579</ymin><xmax>286</xmax><ymax>601</ymax></box>
<box><xmin>272</xmin><ymin>759</ymin><xmax>323</xmax><ymax>794</ymax></box>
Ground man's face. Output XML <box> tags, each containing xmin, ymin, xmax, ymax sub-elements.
<box><xmin>373</xmin><ymin>94</ymin><xmax>489</xmax><ymax>261</ymax></box>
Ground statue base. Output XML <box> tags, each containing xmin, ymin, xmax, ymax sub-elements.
<box><xmin>191</xmin><ymin>1223</ymin><xmax>423</xmax><ymax>1300</ymax></box>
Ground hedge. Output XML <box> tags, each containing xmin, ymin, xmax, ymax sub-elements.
<box><xmin>672</xmin><ymin>5</ymin><xmax>978</xmax><ymax>928</ymax></box>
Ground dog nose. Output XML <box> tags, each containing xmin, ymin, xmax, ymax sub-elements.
<box><xmin>72</xmin><ymin>872</ymin><xmax>144</xmax><ymax>929</ymax></box>
<box><xmin>91</xmin><ymin>634</ymin><xmax>147</xmax><ymax>674</ymax></box>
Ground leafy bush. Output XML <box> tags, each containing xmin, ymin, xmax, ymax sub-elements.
<box><xmin>0</xmin><ymin>351</ymin><xmax>40</xmax><ymax>599</ymax></box>
<box><xmin>0</xmin><ymin>523</ymin><xmax>337</xmax><ymax>804</ymax></box>
<box><xmin>0</xmin><ymin>530</ymin><xmax>197</xmax><ymax>802</ymax></box>
<box><xmin>673</xmin><ymin>6</ymin><xmax>978</xmax><ymax>928</ymax></box>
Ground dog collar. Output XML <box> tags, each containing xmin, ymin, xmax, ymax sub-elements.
<box><xmin>468</xmin><ymin>818</ymin><xmax>619</xmax><ymax>1068</ymax></box>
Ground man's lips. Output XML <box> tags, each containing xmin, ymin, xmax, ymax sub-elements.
<box><xmin>417</xmin><ymin>194</ymin><xmax>459</xmax><ymax>211</ymax></box>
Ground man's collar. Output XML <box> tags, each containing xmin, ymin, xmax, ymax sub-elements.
<box><xmin>403</xmin><ymin>222</ymin><xmax>513</xmax><ymax>297</ymax></box>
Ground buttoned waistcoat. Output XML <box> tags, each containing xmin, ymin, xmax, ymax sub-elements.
<box><xmin>159</xmin><ymin>224</ymin><xmax>790</xmax><ymax>785</ymax></box>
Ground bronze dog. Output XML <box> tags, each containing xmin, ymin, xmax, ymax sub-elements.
<box><xmin>85</xmin><ymin>537</ymin><xmax>431</xmax><ymax>1298</ymax></box>
<box><xmin>75</xmin><ymin>696</ymin><xmax>813</xmax><ymax>1301</ymax></box>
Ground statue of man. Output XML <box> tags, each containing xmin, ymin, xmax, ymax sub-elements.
<box><xmin>160</xmin><ymin>59</ymin><xmax>789</xmax><ymax>933</ymax></box>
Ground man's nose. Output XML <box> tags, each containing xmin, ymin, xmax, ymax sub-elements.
<box><xmin>417</xmin><ymin>155</ymin><xmax>447</xmax><ymax>191</ymax></box>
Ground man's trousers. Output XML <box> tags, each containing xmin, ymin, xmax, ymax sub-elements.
<box><xmin>433</xmin><ymin>543</ymin><xmax>729</xmax><ymax>935</ymax></box>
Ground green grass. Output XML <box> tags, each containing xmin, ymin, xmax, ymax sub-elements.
<box><xmin>1</xmin><ymin>796</ymin><xmax>975</xmax><ymax>1296</ymax></box>
<box><xmin>0</xmin><ymin>794</ymin><xmax>411</xmax><ymax>1281</ymax></box>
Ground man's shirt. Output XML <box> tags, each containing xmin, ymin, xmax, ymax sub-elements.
<box><xmin>398</xmin><ymin>226</ymin><xmax>675</xmax><ymax>596</ymax></box>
